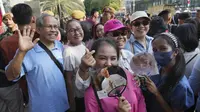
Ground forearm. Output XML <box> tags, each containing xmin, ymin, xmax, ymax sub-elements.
<box><xmin>154</xmin><ymin>92</ymin><xmax>174</xmax><ymax>112</ymax></box>
<box><xmin>6</xmin><ymin>51</ymin><xmax>26</xmax><ymax>81</ymax></box>
<box><xmin>79</xmin><ymin>64</ymin><xmax>90</xmax><ymax>80</ymax></box>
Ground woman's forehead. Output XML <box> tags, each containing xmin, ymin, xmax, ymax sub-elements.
<box><xmin>96</xmin><ymin>44</ymin><xmax>117</xmax><ymax>55</ymax></box>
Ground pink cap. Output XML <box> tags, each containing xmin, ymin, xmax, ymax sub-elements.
<box><xmin>104</xmin><ymin>19</ymin><xmax>127</xmax><ymax>33</ymax></box>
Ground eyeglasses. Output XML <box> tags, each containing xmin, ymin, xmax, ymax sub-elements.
<box><xmin>112</xmin><ymin>30</ymin><xmax>128</xmax><ymax>37</ymax></box>
<box><xmin>43</xmin><ymin>25</ymin><xmax>59</xmax><ymax>30</ymax></box>
<box><xmin>132</xmin><ymin>20</ymin><xmax>150</xmax><ymax>27</ymax></box>
<box><xmin>68</xmin><ymin>27</ymin><xmax>82</xmax><ymax>34</ymax></box>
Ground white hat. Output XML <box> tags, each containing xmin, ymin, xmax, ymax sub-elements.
<box><xmin>130</xmin><ymin>11</ymin><xmax>150</xmax><ymax>22</ymax></box>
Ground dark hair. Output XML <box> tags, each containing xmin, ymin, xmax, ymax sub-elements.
<box><xmin>11</xmin><ymin>3</ymin><xmax>33</xmax><ymax>25</ymax></box>
<box><xmin>171</xmin><ymin>13</ymin><xmax>179</xmax><ymax>24</ymax></box>
<box><xmin>185</xmin><ymin>18</ymin><xmax>200</xmax><ymax>40</ymax></box>
<box><xmin>147</xmin><ymin>16</ymin><xmax>167</xmax><ymax>37</ymax></box>
<box><xmin>174</xmin><ymin>23</ymin><xmax>198</xmax><ymax>52</ymax></box>
<box><xmin>153</xmin><ymin>33</ymin><xmax>185</xmax><ymax>94</ymax></box>
<box><xmin>91</xmin><ymin>8</ymin><xmax>99</xmax><ymax>16</ymax></box>
<box><xmin>91</xmin><ymin>38</ymin><xmax>120</xmax><ymax>59</ymax></box>
<box><xmin>65</xmin><ymin>19</ymin><xmax>80</xmax><ymax>32</ymax></box>
<box><xmin>158</xmin><ymin>9</ymin><xmax>171</xmax><ymax>21</ymax></box>
<box><xmin>92</xmin><ymin>23</ymin><xmax>104</xmax><ymax>40</ymax></box>
<box><xmin>80</xmin><ymin>21</ymin><xmax>93</xmax><ymax>42</ymax></box>
<box><xmin>178</xmin><ymin>12</ymin><xmax>191</xmax><ymax>20</ymax></box>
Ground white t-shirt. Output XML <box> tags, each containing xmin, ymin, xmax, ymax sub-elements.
<box><xmin>63</xmin><ymin>43</ymin><xmax>86</xmax><ymax>98</ymax></box>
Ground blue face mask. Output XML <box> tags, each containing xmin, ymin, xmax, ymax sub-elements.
<box><xmin>153</xmin><ymin>51</ymin><xmax>173</xmax><ymax>67</ymax></box>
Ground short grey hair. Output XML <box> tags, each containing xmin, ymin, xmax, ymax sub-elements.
<box><xmin>36</xmin><ymin>13</ymin><xmax>56</xmax><ymax>27</ymax></box>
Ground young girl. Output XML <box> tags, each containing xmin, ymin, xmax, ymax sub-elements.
<box><xmin>63</xmin><ymin>19</ymin><xmax>86</xmax><ymax>112</ymax></box>
<box><xmin>76</xmin><ymin>38</ymin><xmax>146</xmax><ymax>112</ymax></box>
<box><xmin>145</xmin><ymin>32</ymin><xmax>194</xmax><ymax>112</ymax></box>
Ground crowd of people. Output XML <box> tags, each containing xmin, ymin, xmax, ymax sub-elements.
<box><xmin>1</xmin><ymin>3</ymin><xmax>200</xmax><ymax>112</ymax></box>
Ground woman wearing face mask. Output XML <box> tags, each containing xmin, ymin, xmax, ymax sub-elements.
<box><xmin>76</xmin><ymin>38</ymin><xmax>146</xmax><ymax>112</ymax></box>
<box><xmin>104</xmin><ymin>19</ymin><xmax>134</xmax><ymax>73</ymax></box>
<box><xmin>144</xmin><ymin>33</ymin><xmax>194</xmax><ymax>112</ymax></box>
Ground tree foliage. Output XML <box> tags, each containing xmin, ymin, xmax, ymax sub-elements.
<box><xmin>84</xmin><ymin>0</ymin><xmax>121</xmax><ymax>16</ymax></box>
<box><xmin>40</xmin><ymin>0</ymin><xmax>85</xmax><ymax>17</ymax></box>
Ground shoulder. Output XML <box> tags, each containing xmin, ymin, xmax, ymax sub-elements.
<box><xmin>146</xmin><ymin>35</ymin><xmax>153</xmax><ymax>41</ymax></box>
<box><xmin>121</xmin><ymin>49</ymin><xmax>134</xmax><ymax>57</ymax></box>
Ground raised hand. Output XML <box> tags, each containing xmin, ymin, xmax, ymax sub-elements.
<box><xmin>79</xmin><ymin>49</ymin><xmax>96</xmax><ymax>72</ymax></box>
<box><xmin>145</xmin><ymin>76</ymin><xmax>159</xmax><ymax>96</ymax></box>
<box><xmin>118</xmin><ymin>96</ymin><xmax>131</xmax><ymax>112</ymax></box>
<box><xmin>18</xmin><ymin>26</ymin><xmax>39</xmax><ymax>52</ymax></box>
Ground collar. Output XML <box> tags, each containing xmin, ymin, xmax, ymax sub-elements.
<box><xmin>129</xmin><ymin>34</ymin><xmax>153</xmax><ymax>43</ymax></box>
<box><xmin>34</xmin><ymin>41</ymin><xmax>60</xmax><ymax>53</ymax></box>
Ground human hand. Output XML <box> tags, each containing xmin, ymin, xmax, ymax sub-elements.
<box><xmin>118</xmin><ymin>96</ymin><xmax>131</xmax><ymax>112</ymax></box>
<box><xmin>145</xmin><ymin>76</ymin><xmax>159</xmax><ymax>96</ymax></box>
<box><xmin>18</xmin><ymin>26</ymin><xmax>39</xmax><ymax>52</ymax></box>
<box><xmin>80</xmin><ymin>49</ymin><xmax>96</xmax><ymax>72</ymax></box>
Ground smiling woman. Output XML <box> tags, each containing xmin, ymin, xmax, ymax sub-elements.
<box><xmin>104</xmin><ymin>19</ymin><xmax>134</xmax><ymax>73</ymax></box>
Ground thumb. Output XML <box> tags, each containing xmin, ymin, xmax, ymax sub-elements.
<box><xmin>89</xmin><ymin>50</ymin><xmax>95</xmax><ymax>55</ymax></box>
<box><xmin>85</xmin><ymin>48</ymin><xmax>90</xmax><ymax>55</ymax></box>
<box><xmin>17</xmin><ymin>30</ymin><xmax>22</xmax><ymax>37</ymax></box>
<box><xmin>33</xmin><ymin>38</ymin><xmax>40</xmax><ymax>45</ymax></box>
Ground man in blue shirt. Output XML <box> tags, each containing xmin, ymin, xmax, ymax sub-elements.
<box><xmin>5</xmin><ymin>13</ymin><xmax>69</xmax><ymax>112</ymax></box>
<box><xmin>124</xmin><ymin>11</ymin><xmax>153</xmax><ymax>55</ymax></box>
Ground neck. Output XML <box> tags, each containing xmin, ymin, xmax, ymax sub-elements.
<box><xmin>135</xmin><ymin>36</ymin><xmax>146</xmax><ymax>43</ymax></box>
<box><xmin>40</xmin><ymin>38</ymin><xmax>55</xmax><ymax>49</ymax></box>
<box><xmin>10</xmin><ymin>24</ymin><xmax>17</xmax><ymax>32</ymax></box>
<box><xmin>69</xmin><ymin>42</ymin><xmax>81</xmax><ymax>46</ymax></box>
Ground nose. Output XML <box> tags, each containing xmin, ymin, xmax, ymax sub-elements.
<box><xmin>105</xmin><ymin>59</ymin><xmax>112</xmax><ymax>67</ymax></box>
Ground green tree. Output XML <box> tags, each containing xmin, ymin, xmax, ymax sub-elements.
<box><xmin>40</xmin><ymin>0</ymin><xmax>85</xmax><ymax>17</ymax></box>
<box><xmin>84</xmin><ymin>0</ymin><xmax>122</xmax><ymax>16</ymax></box>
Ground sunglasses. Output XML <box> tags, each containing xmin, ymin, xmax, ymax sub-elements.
<box><xmin>132</xmin><ymin>20</ymin><xmax>150</xmax><ymax>27</ymax></box>
<box><xmin>112</xmin><ymin>30</ymin><xmax>128</xmax><ymax>37</ymax></box>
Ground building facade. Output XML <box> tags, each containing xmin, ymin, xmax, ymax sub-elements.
<box><xmin>135</xmin><ymin>0</ymin><xmax>200</xmax><ymax>11</ymax></box>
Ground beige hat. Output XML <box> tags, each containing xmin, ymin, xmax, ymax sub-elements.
<box><xmin>130</xmin><ymin>11</ymin><xmax>150</xmax><ymax>22</ymax></box>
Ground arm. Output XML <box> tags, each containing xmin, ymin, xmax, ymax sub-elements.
<box><xmin>65</xmin><ymin>71</ymin><xmax>76</xmax><ymax>111</ymax></box>
<box><xmin>5</xmin><ymin>26</ymin><xmax>39</xmax><ymax>81</ymax></box>
<box><xmin>6</xmin><ymin>51</ymin><xmax>26</xmax><ymax>81</ymax></box>
<box><xmin>189</xmin><ymin>58</ymin><xmax>200</xmax><ymax>95</ymax></box>
<box><xmin>146</xmin><ymin>77</ymin><xmax>184</xmax><ymax>112</ymax></box>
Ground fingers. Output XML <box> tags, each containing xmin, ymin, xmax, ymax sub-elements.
<box><xmin>23</xmin><ymin>26</ymin><xmax>27</xmax><ymax>36</ymax></box>
<box><xmin>17</xmin><ymin>29</ymin><xmax>22</xmax><ymax>37</ymax></box>
<box><xmin>30</xmin><ymin>29</ymin><xmax>35</xmax><ymax>39</ymax></box>
<box><xmin>33</xmin><ymin>38</ymin><xmax>40</xmax><ymax>45</ymax></box>
<box><xmin>26</xmin><ymin>26</ymin><xmax>31</xmax><ymax>36</ymax></box>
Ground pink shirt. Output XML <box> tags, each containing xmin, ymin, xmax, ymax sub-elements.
<box><xmin>84</xmin><ymin>70</ymin><xmax>146</xmax><ymax>112</ymax></box>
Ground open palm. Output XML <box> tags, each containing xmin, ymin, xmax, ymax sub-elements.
<box><xmin>18</xmin><ymin>26</ymin><xmax>39</xmax><ymax>52</ymax></box>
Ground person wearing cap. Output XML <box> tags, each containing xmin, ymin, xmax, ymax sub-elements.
<box><xmin>71</xmin><ymin>10</ymin><xmax>86</xmax><ymax>21</ymax></box>
<box><xmin>104</xmin><ymin>19</ymin><xmax>134</xmax><ymax>73</ymax></box>
<box><xmin>101</xmin><ymin>6</ymin><xmax>115</xmax><ymax>25</ymax></box>
<box><xmin>124</xmin><ymin>11</ymin><xmax>153</xmax><ymax>55</ymax></box>
<box><xmin>0</xmin><ymin>13</ymin><xmax>18</xmax><ymax>41</ymax></box>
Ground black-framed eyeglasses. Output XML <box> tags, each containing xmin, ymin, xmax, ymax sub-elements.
<box><xmin>132</xmin><ymin>20</ymin><xmax>150</xmax><ymax>27</ymax></box>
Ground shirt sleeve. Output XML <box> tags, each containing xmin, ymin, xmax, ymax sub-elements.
<box><xmin>63</xmin><ymin>48</ymin><xmax>75</xmax><ymax>71</ymax></box>
<box><xmin>75</xmin><ymin>69</ymin><xmax>91</xmax><ymax>91</ymax></box>
<box><xmin>189</xmin><ymin>58</ymin><xmax>200</xmax><ymax>95</ymax></box>
<box><xmin>170</xmin><ymin>81</ymin><xmax>194</xmax><ymax>110</ymax></box>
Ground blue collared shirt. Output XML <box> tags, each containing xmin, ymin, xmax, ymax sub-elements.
<box><xmin>7</xmin><ymin>40</ymin><xmax>69</xmax><ymax>112</ymax></box>
<box><xmin>145</xmin><ymin>75</ymin><xmax>194</xmax><ymax>111</ymax></box>
<box><xmin>124</xmin><ymin>34</ymin><xmax>153</xmax><ymax>55</ymax></box>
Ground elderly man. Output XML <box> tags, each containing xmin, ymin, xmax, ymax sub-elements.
<box><xmin>124</xmin><ymin>11</ymin><xmax>153</xmax><ymax>55</ymax></box>
<box><xmin>5</xmin><ymin>13</ymin><xmax>69</xmax><ymax>112</ymax></box>
<box><xmin>0</xmin><ymin>13</ymin><xmax>18</xmax><ymax>41</ymax></box>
